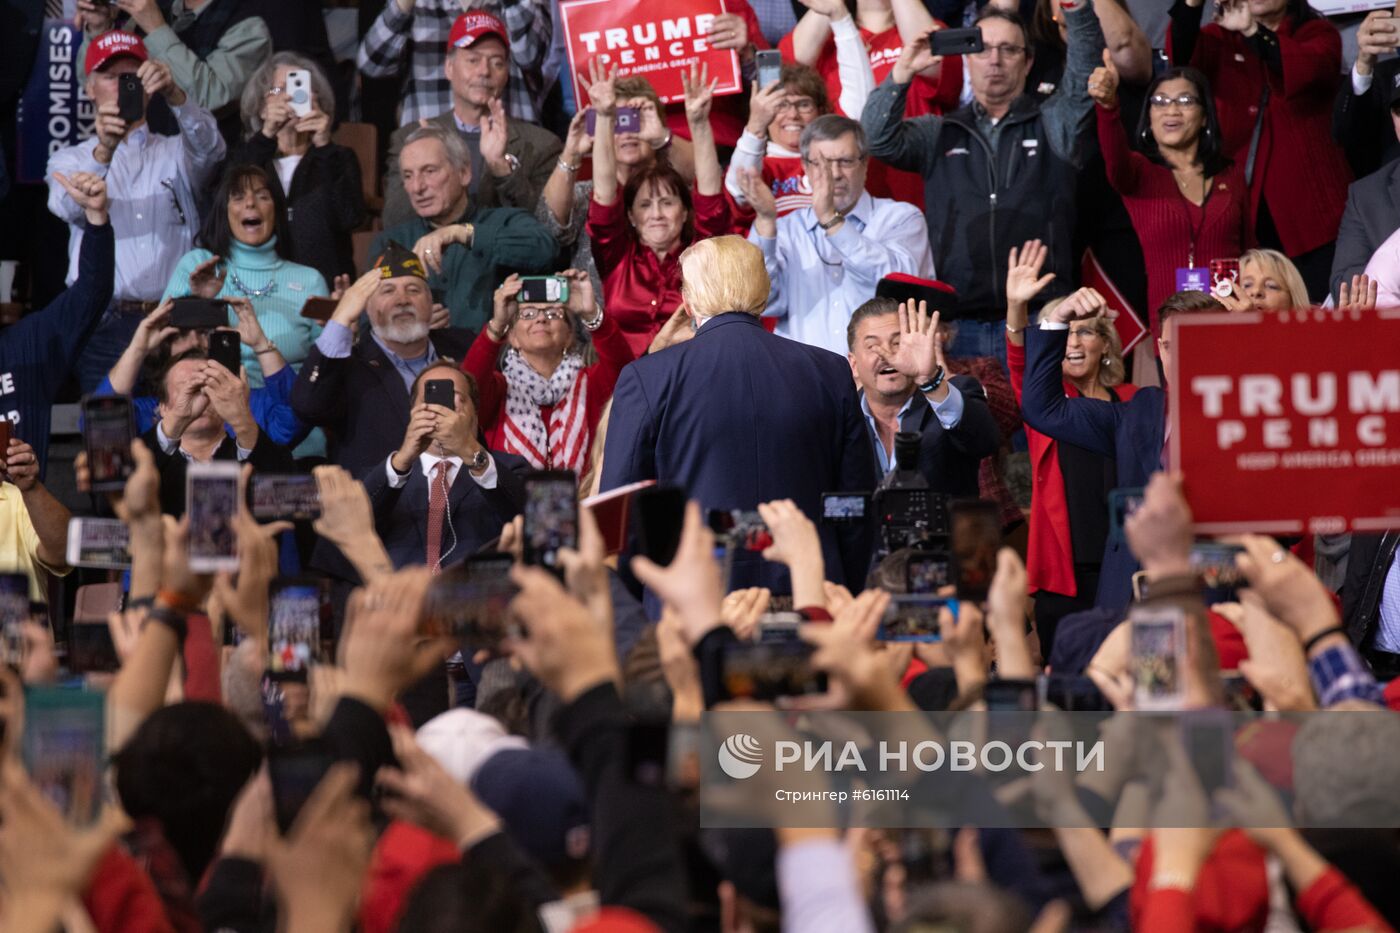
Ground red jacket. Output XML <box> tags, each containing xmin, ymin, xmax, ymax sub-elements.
<box><xmin>1169</xmin><ymin>15</ymin><xmax>1351</xmax><ymax>257</ymax></box>
<box><xmin>462</xmin><ymin>310</ymin><xmax>636</xmax><ymax>471</ymax></box>
<box><xmin>1008</xmin><ymin>340</ymin><xmax>1138</xmax><ymax>597</ymax></box>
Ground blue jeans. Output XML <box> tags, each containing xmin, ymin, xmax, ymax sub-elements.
<box><xmin>945</xmin><ymin>317</ymin><xmax>1007</xmax><ymax>374</ymax></box>
<box><xmin>75</xmin><ymin>304</ymin><xmax>144</xmax><ymax>395</ymax></box>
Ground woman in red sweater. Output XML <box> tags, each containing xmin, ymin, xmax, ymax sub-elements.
<box><xmin>1005</xmin><ymin>243</ymin><xmax>1136</xmax><ymax>659</ymax></box>
<box><xmin>1167</xmin><ymin>0</ymin><xmax>1352</xmax><ymax>300</ymax></box>
<box><xmin>465</xmin><ymin>270</ymin><xmax>635</xmax><ymax>475</ymax></box>
<box><xmin>586</xmin><ymin>63</ymin><xmax>733</xmax><ymax>357</ymax></box>
<box><xmin>1088</xmin><ymin>59</ymin><xmax>1250</xmax><ymax>335</ymax></box>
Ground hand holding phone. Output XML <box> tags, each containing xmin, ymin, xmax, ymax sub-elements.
<box><xmin>423</xmin><ymin>379</ymin><xmax>456</xmax><ymax>412</ymax></box>
<box><xmin>209</xmin><ymin>329</ymin><xmax>241</xmax><ymax>374</ymax></box>
<box><xmin>117</xmin><ymin>73</ymin><xmax>144</xmax><ymax>124</ymax></box>
<box><xmin>523</xmin><ymin>471</ymin><xmax>578</xmax><ymax>574</ymax></box>
<box><xmin>286</xmin><ymin>68</ymin><xmax>313</xmax><ymax>117</ymax></box>
<box><xmin>186</xmin><ymin>462</ymin><xmax>241</xmax><ymax>572</ymax></box>
<box><xmin>929</xmin><ymin>26</ymin><xmax>984</xmax><ymax>56</ymax></box>
<box><xmin>756</xmin><ymin>49</ymin><xmax>783</xmax><ymax>88</ymax></box>
<box><xmin>81</xmin><ymin>395</ymin><xmax>136</xmax><ymax>491</ymax></box>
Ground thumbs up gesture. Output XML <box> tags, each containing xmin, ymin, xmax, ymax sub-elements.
<box><xmin>1087</xmin><ymin>48</ymin><xmax>1120</xmax><ymax>109</ymax></box>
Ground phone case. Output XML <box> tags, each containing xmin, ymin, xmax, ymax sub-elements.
<box><xmin>287</xmin><ymin>70</ymin><xmax>313</xmax><ymax>117</ymax></box>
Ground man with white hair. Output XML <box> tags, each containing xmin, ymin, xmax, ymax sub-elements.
<box><xmin>601</xmin><ymin>235</ymin><xmax>879</xmax><ymax>592</ymax></box>
<box><xmin>291</xmin><ymin>244</ymin><xmax>474</xmax><ymax>478</ymax></box>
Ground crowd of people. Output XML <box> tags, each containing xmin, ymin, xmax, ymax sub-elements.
<box><xmin>0</xmin><ymin>0</ymin><xmax>1399</xmax><ymax>929</ymax></box>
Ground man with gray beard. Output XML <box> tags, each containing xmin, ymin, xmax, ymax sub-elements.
<box><xmin>292</xmin><ymin>244</ymin><xmax>475</xmax><ymax>478</ymax></box>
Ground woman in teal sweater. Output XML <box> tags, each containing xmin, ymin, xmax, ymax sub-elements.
<box><xmin>163</xmin><ymin>164</ymin><xmax>328</xmax><ymax>388</ymax></box>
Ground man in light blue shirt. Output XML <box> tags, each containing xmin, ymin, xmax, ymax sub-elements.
<box><xmin>739</xmin><ymin>114</ymin><xmax>934</xmax><ymax>357</ymax></box>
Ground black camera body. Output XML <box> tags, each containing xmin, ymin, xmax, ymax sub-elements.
<box><xmin>873</xmin><ymin>431</ymin><xmax>949</xmax><ymax>555</ymax></box>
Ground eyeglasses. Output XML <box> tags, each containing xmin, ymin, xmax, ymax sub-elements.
<box><xmin>775</xmin><ymin>99</ymin><xmax>818</xmax><ymax>115</ymax></box>
<box><xmin>802</xmin><ymin>156</ymin><xmax>864</xmax><ymax>171</ymax></box>
<box><xmin>265</xmin><ymin>85</ymin><xmax>285</xmax><ymax>97</ymax></box>
<box><xmin>1069</xmin><ymin>326</ymin><xmax>1102</xmax><ymax>340</ymax></box>
<box><xmin>517</xmin><ymin>306</ymin><xmax>567</xmax><ymax>321</ymax></box>
<box><xmin>971</xmin><ymin>43</ymin><xmax>1027</xmax><ymax>59</ymax></box>
<box><xmin>1149</xmin><ymin>93</ymin><xmax>1202</xmax><ymax>109</ymax></box>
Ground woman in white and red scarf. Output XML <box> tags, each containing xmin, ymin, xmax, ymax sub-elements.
<box><xmin>463</xmin><ymin>269</ymin><xmax>636</xmax><ymax>477</ymax></box>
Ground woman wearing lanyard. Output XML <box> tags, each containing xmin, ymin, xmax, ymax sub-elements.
<box><xmin>1088</xmin><ymin>57</ymin><xmax>1250</xmax><ymax>336</ymax></box>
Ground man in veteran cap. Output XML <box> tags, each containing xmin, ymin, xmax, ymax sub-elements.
<box><xmin>291</xmin><ymin>243</ymin><xmax>475</xmax><ymax>478</ymax></box>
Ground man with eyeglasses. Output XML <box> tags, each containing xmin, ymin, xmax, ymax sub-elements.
<box><xmin>291</xmin><ymin>244</ymin><xmax>475</xmax><ymax>480</ymax></box>
<box><xmin>861</xmin><ymin>1</ymin><xmax>1105</xmax><ymax>367</ymax></box>
<box><xmin>46</xmin><ymin>31</ymin><xmax>225</xmax><ymax>394</ymax></box>
<box><xmin>739</xmin><ymin>114</ymin><xmax>933</xmax><ymax>356</ymax></box>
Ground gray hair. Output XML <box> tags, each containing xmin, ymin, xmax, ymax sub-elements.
<box><xmin>241</xmin><ymin>52</ymin><xmax>336</xmax><ymax>138</ymax></box>
<box><xmin>402</xmin><ymin>124</ymin><xmax>473</xmax><ymax>174</ymax></box>
<box><xmin>798</xmin><ymin>114</ymin><xmax>868</xmax><ymax>161</ymax></box>
<box><xmin>1293</xmin><ymin>709</ymin><xmax>1400</xmax><ymax>826</ymax></box>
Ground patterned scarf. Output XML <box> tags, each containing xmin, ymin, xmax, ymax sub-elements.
<box><xmin>500</xmin><ymin>348</ymin><xmax>589</xmax><ymax>471</ymax></box>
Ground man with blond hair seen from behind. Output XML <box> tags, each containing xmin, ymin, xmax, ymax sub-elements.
<box><xmin>601</xmin><ymin>235</ymin><xmax>878</xmax><ymax>592</ymax></box>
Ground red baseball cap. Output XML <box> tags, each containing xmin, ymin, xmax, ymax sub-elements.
<box><xmin>447</xmin><ymin>10</ymin><xmax>508</xmax><ymax>50</ymax></box>
<box><xmin>85</xmin><ymin>30</ymin><xmax>148</xmax><ymax>77</ymax></box>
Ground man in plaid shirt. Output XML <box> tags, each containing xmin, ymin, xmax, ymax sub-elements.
<box><xmin>358</xmin><ymin>0</ymin><xmax>551</xmax><ymax>125</ymax></box>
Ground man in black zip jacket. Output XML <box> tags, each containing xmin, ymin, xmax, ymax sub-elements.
<box><xmin>1341</xmin><ymin>532</ymin><xmax>1400</xmax><ymax>681</ymax></box>
<box><xmin>860</xmin><ymin>0</ymin><xmax>1104</xmax><ymax>365</ymax></box>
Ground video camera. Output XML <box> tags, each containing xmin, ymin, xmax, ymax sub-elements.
<box><xmin>871</xmin><ymin>431</ymin><xmax>949</xmax><ymax>556</ymax></box>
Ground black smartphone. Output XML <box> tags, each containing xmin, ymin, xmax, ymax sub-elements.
<box><xmin>300</xmin><ymin>296</ymin><xmax>337</xmax><ymax>323</ymax></box>
<box><xmin>117</xmin><ymin>72</ymin><xmax>144</xmax><ymax>123</ymax></box>
<box><xmin>905</xmin><ymin>550</ymin><xmax>949</xmax><ymax>595</ymax></box>
<box><xmin>1108</xmin><ymin>487</ymin><xmax>1145</xmax><ymax>542</ymax></box>
<box><xmin>169</xmin><ymin>296</ymin><xmax>229</xmax><ymax>330</ymax></box>
<box><xmin>267</xmin><ymin>578</ymin><xmax>326</xmax><ymax>681</ymax></box>
<box><xmin>821</xmin><ymin>492</ymin><xmax>869</xmax><ymax>524</ymax></box>
<box><xmin>950</xmin><ymin>500</ymin><xmax>999</xmax><ymax>602</ymax></box>
<box><xmin>756</xmin><ymin>48</ymin><xmax>783</xmax><ymax>88</ymax></box>
<box><xmin>517</xmin><ymin>275</ymin><xmax>569</xmax><ymax>305</ymax></box>
<box><xmin>68</xmin><ymin>622</ymin><xmax>120</xmax><ymax>675</ymax></box>
<box><xmin>719</xmin><ymin>640</ymin><xmax>827</xmax><ymax>701</ymax></box>
<box><xmin>267</xmin><ymin>740</ymin><xmax>334</xmax><ymax>834</ymax></box>
<box><xmin>984</xmin><ymin>677</ymin><xmax>1038</xmax><ymax>712</ymax></box>
<box><xmin>209</xmin><ymin>330</ymin><xmax>241</xmax><ymax>374</ymax></box>
<box><xmin>423</xmin><ymin>553</ymin><xmax>519</xmax><ymax>652</ymax></box>
<box><xmin>0</xmin><ymin>572</ymin><xmax>30</xmax><ymax>669</ymax></box>
<box><xmin>248</xmin><ymin>473</ymin><xmax>322</xmax><ymax>521</ymax></box>
<box><xmin>625</xmin><ymin>719</ymin><xmax>670</xmax><ymax>788</ymax></box>
<box><xmin>81</xmin><ymin>394</ymin><xmax>135</xmax><ymax>491</ymax></box>
<box><xmin>423</xmin><ymin>378</ymin><xmax>456</xmax><ymax>411</ymax></box>
<box><xmin>523</xmin><ymin>470</ymin><xmax>578</xmax><ymax>573</ymax></box>
<box><xmin>634</xmin><ymin>485</ymin><xmax>687</xmax><ymax>567</ymax></box>
<box><xmin>1181</xmin><ymin>710</ymin><xmax>1234</xmax><ymax>797</ymax></box>
<box><xmin>929</xmin><ymin>26</ymin><xmax>984</xmax><ymax>56</ymax></box>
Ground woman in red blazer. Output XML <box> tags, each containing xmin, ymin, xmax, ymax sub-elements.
<box><xmin>464</xmin><ymin>270</ymin><xmax>635</xmax><ymax>477</ymax></box>
<box><xmin>1088</xmin><ymin>62</ymin><xmax>1251</xmax><ymax>334</ymax></box>
<box><xmin>1005</xmin><ymin>242</ymin><xmax>1137</xmax><ymax>659</ymax></box>
<box><xmin>1168</xmin><ymin>0</ymin><xmax>1352</xmax><ymax>300</ymax></box>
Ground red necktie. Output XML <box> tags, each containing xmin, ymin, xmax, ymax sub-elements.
<box><xmin>426</xmin><ymin>460</ymin><xmax>449</xmax><ymax>574</ymax></box>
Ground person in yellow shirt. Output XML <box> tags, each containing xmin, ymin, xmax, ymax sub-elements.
<box><xmin>0</xmin><ymin>438</ymin><xmax>72</xmax><ymax>602</ymax></box>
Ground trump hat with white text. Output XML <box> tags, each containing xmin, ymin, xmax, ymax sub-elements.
<box><xmin>448</xmin><ymin>10</ymin><xmax>509</xmax><ymax>50</ymax></box>
<box><xmin>85</xmin><ymin>31</ymin><xmax>148</xmax><ymax>77</ymax></box>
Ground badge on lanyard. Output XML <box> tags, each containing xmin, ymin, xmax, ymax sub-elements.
<box><xmin>1175</xmin><ymin>266</ymin><xmax>1210</xmax><ymax>293</ymax></box>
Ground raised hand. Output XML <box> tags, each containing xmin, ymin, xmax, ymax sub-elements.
<box><xmin>682</xmin><ymin>62</ymin><xmax>719</xmax><ymax>128</ymax></box>
<box><xmin>261</xmin><ymin>93</ymin><xmax>295</xmax><ymax>138</ymax></box>
<box><xmin>228</xmin><ymin>298</ymin><xmax>268</xmax><ymax>348</ymax></box>
<box><xmin>1215</xmin><ymin>0</ymin><xmax>1256</xmax><ymax>34</ymax></box>
<box><xmin>1123</xmin><ymin>472</ymin><xmax>1193</xmax><ymax>576</ymax></box>
<box><xmin>1338</xmin><ymin>273</ymin><xmax>1377</xmax><ymax>312</ymax></box>
<box><xmin>887</xmin><ymin>299</ymin><xmax>945</xmax><ymax>386</ymax></box>
<box><xmin>630</xmin><ymin>501</ymin><xmax>724</xmax><ymax>645</ymax></box>
<box><xmin>489</xmin><ymin>274</ymin><xmax>522</xmax><ymax>340</ymax></box>
<box><xmin>797</xmin><ymin>0</ymin><xmax>850</xmax><ymax>18</ymax></box>
<box><xmin>746</xmin><ymin>79</ymin><xmax>786</xmax><ymax>136</ymax></box>
<box><xmin>892</xmin><ymin>32</ymin><xmax>942</xmax><ymax>85</ymax></box>
<box><xmin>561</xmin><ymin>108</ymin><xmax>594</xmax><ymax>165</ymax></box>
<box><xmin>1356</xmin><ymin>10</ymin><xmax>1400</xmax><ymax>73</ymax></box>
<box><xmin>1049</xmin><ymin>286</ymin><xmax>1109</xmax><ymax>323</ymax></box>
<box><xmin>391</xmin><ymin>404</ymin><xmax>438</xmax><ymax>474</ymax></box>
<box><xmin>330</xmin><ymin>268</ymin><xmax>381</xmax><ymax>328</ymax></box>
<box><xmin>52</xmin><ymin>171</ymin><xmax>110</xmax><ymax>224</ymax></box>
<box><xmin>341</xmin><ymin>568</ymin><xmax>454</xmax><ymax>711</ymax></box>
<box><xmin>507</xmin><ymin>563</ymin><xmax>621</xmax><ymax>702</ymax></box>
<box><xmin>584</xmin><ymin>58</ymin><xmax>619</xmax><ymax>116</ymax></box>
<box><xmin>737</xmin><ymin>168</ymin><xmax>778</xmax><ymax>233</ymax></box>
<box><xmin>1006</xmin><ymin>240</ymin><xmax>1056</xmax><ymax>306</ymax></box>
<box><xmin>187</xmin><ymin>255</ymin><xmax>227</xmax><ymax>299</ymax></box>
<box><xmin>707</xmin><ymin>12</ymin><xmax>751</xmax><ymax>52</ymax></box>
<box><xmin>296</xmin><ymin>108</ymin><xmax>333</xmax><ymax>148</ymax></box>
<box><xmin>92</xmin><ymin>102</ymin><xmax>131</xmax><ymax>157</ymax></box>
<box><xmin>137</xmin><ymin>58</ymin><xmax>185</xmax><ymax>106</ymax></box>
<box><xmin>479</xmin><ymin>98</ymin><xmax>511</xmax><ymax>175</ymax></box>
<box><xmin>1087</xmin><ymin>48</ymin><xmax>1119</xmax><ymax>108</ymax></box>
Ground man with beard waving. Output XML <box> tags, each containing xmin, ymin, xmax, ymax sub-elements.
<box><xmin>292</xmin><ymin>244</ymin><xmax>474</xmax><ymax>478</ymax></box>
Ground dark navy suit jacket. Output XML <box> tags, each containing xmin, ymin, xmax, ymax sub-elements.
<box><xmin>360</xmin><ymin>450</ymin><xmax>528</xmax><ymax>571</ymax></box>
<box><xmin>1019</xmin><ymin>325</ymin><xmax>1166</xmax><ymax>612</ymax></box>
<box><xmin>600</xmin><ymin>312</ymin><xmax>879</xmax><ymax>590</ymax></box>
<box><xmin>863</xmin><ymin>375</ymin><xmax>1003</xmax><ymax>499</ymax></box>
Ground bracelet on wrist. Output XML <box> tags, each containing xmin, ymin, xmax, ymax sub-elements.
<box><xmin>1005</xmin><ymin>324</ymin><xmax>1025</xmax><ymax>335</ymax></box>
<box><xmin>655</xmin><ymin>130</ymin><xmax>674</xmax><ymax>151</ymax></box>
<box><xmin>157</xmin><ymin>587</ymin><xmax>201</xmax><ymax>614</ymax></box>
<box><xmin>254</xmin><ymin>343</ymin><xmax>278</xmax><ymax>355</ymax></box>
<box><xmin>582</xmin><ymin>306</ymin><xmax>604</xmax><ymax>331</ymax></box>
<box><xmin>557</xmin><ymin>157</ymin><xmax>580</xmax><ymax>174</ymax></box>
<box><xmin>145</xmin><ymin>606</ymin><xmax>189</xmax><ymax>644</ymax></box>
<box><xmin>1302</xmin><ymin>625</ymin><xmax>1348</xmax><ymax>654</ymax></box>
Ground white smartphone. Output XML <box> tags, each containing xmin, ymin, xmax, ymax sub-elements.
<box><xmin>186</xmin><ymin>461</ymin><xmax>241</xmax><ymax>572</ymax></box>
<box><xmin>65</xmin><ymin>517</ymin><xmax>132</xmax><ymax>570</ymax></box>
<box><xmin>1129</xmin><ymin>602</ymin><xmax>1188</xmax><ymax>711</ymax></box>
<box><xmin>286</xmin><ymin>69</ymin><xmax>313</xmax><ymax>118</ymax></box>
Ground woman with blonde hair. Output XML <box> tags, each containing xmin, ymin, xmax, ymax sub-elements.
<box><xmin>1231</xmin><ymin>248</ymin><xmax>1310</xmax><ymax>311</ymax></box>
<box><xmin>1004</xmin><ymin>241</ymin><xmax>1138</xmax><ymax>658</ymax></box>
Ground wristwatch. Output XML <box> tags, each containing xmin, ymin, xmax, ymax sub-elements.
<box><xmin>500</xmin><ymin>153</ymin><xmax>520</xmax><ymax>176</ymax></box>
<box><xmin>917</xmin><ymin>367</ymin><xmax>946</xmax><ymax>395</ymax></box>
<box><xmin>817</xmin><ymin>211</ymin><xmax>845</xmax><ymax>231</ymax></box>
<box><xmin>466</xmin><ymin>449</ymin><xmax>490</xmax><ymax>473</ymax></box>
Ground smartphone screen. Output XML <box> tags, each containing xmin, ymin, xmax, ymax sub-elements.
<box><xmin>186</xmin><ymin>462</ymin><xmax>241</xmax><ymax>572</ymax></box>
<box><xmin>1108</xmin><ymin>487</ymin><xmax>1145</xmax><ymax>541</ymax></box>
<box><xmin>878</xmin><ymin>594</ymin><xmax>956</xmax><ymax>642</ymax></box>
<box><xmin>1190</xmin><ymin>542</ymin><xmax>1247</xmax><ymax>603</ymax></box>
<box><xmin>423</xmin><ymin>554</ymin><xmax>518</xmax><ymax>652</ymax></box>
<box><xmin>719</xmin><ymin>641</ymin><xmax>827</xmax><ymax>701</ymax></box>
<box><xmin>249</xmin><ymin>473</ymin><xmax>321</xmax><ymax>521</ymax></box>
<box><xmin>821</xmin><ymin>492</ymin><xmax>868</xmax><ymax>524</ymax></box>
<box><xmin>905</xmin><ymin>550</ymin><xmax>949</xmax><ymax>594</ymax></box>
<box><xmin>22</xmin><ymin>687</ymin><xmax>105</xmax><ymax>825</ymax></box>
<box><xmin>66</xmin><ymin>517</ymin><xmax>132</xmax><ymax>569</ymax></box>
<box><xmin>82</xmin><ymin>394</ymin><xmax>135</xmax><ymax>491</ymax></box>
<box><xmin>518</xmin><ymin>276</ymin><xmax>568</xmax><ymax>305</ymax></box>
<box><xmin>267</xmin><ymin>579</ymin><xmax>325</xmax><ymax>680</ymax></box>
<box><xmin>423</xmin><ymin>379</ymin><xmax>456</xmax><ymax>411</ymax></box>
<box><xmin>1130</xmin><ymin>602</ymin><xmax>1187</xmax><ymax>710</ymax></box>
<box><xmin>634</xmin><ymin>485</ymin><xmax>686</xmax><ymax>567</ymax></box>
<box><xmin>950</xmin><ymin>500</ymin><xmax>999</xmax><ymax>602</ymax></box>
<box><xmin>267</xmin><ymin>741</ymin><xmax>334</xmax><ymax>834</ymax></box>
<box><xmin>0</xmin><ymin>572</ymin><xmax>30</xmax><ymax>668</ymax></box>
<box><xmin>523</xmin><ymin>470</ymin><xmax>578</xmax><ymax>573</ymax></box>
<box><xmin>209</xmin><ymin>330</ymin><xmax>241</xmax><ymax>374</ymax></box>
<box><xmin>984</xmin><ymin>678</ymin><xmax>1038</xmax><ymax>711</ymax></box>
<box><xmin>69</xmin><ymin>622</ymin><xmax>120</xmax><ymax>674</ymax></box>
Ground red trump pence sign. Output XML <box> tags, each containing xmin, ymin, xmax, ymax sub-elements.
<box><xmin>1168</xmin><ymin>308</ymin><xmax>1400</xmax><ymax>536</ymax></box>
<box><xmin>559</xmin><ymin>0</ymin><xmax>742</xmax><ymax>106</ymax></box>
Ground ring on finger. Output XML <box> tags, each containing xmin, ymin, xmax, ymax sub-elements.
<box><xmin>1270</xmin><ymin>550</ymin><xmax>1287</xmax><ymax>564</ymax></box>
